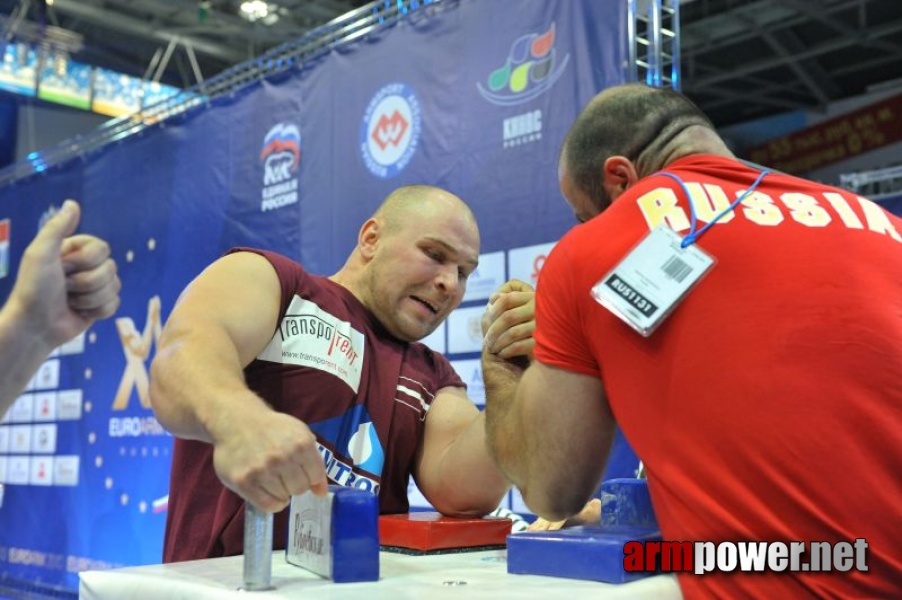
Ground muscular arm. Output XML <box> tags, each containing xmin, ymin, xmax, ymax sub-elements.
<box><xmin>149</xmin><ymin>252</ymin><xmax>277</xmax><ymax>440</ymax></box>
<box><xmin>413</xmin><ymin>385</ymin><xmax>510</xmax><ymax>516</ymax></box>
<box><xmin>483</xmin><ymin>355</ymin><xmax>615</xmax><ymax>521</ymax></box>
<box><xmin>149</xmin><ymin>251</ymin><xmax>327</xmax><ymax>511</ymax></box>
<box><xmin>411</xmin><ymin>279</ymin><xmax>541</xmax><ymax>515</ymax></box>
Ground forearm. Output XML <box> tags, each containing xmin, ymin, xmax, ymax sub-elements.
<box><xmin>149</xmin><ymin>331</ymin><xmax>270</xmax><ymax>443</ymax></box>
<box><xmin>0</xmin><ymin>303</ymin><xmax>56</xmax><ymax>415</ymax></box>
<box><xmin>429</xmin><ymin>411</ymin><xmax>510</xmax><ymax>517</ymax></box>
<box><xmin>484</xmin><ymin>355</ymin><xmax>614</xmax><ymax>521</ymax></box>
<box><xmin>481</xmin><ymin>349</ymin><xmax>528</xmax><ymax>484</ymax></box>
<box><xmin>510</xmin><ymin>387</ymin><xmax>607</xmax><ymax>521</ymax></box>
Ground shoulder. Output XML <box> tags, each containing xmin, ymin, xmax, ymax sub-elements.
<box><xmin>225</xmin><ymin>247</ymin><xmax>307</xmax><ymax>277</ymax></box>
<box><xmin>540</xmin><ymin>225</ymin><xmax>590</xmax><ymax>283</ymax></box>
<box><xmin>223</xmin><ymin>247</ymin><xmax>335</xmax><ymax>296</ymax></box>
<box><xmin>403</xmin><ymin>341</ymin><xmax>446</xmax><ymax>370</ymax></box>
<box><xmin>220</xmin><ymin>248</ymin><xmax>343</xmax><ymax>319</ymax></box>
<box><xmin>402</xmin><ymin>342</ymin><xmax>465</xmax><ymax>391</ymax></box>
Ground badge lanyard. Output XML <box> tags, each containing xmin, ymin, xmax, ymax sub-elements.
<box><xmin>590</xmin><ymin>168</ymin><xmax>770</xmax><ymax>337</ymax></box>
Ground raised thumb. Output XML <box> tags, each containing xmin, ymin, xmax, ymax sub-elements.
<box><xmin>35</xmin><ymin>199</ymin><xmax>81</xmax><ymax>248</ymax></box>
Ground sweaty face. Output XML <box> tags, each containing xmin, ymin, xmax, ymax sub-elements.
<box><xmin>363</xmin><ymin>203</ymin><xmax>479</xmax><ymax>342</ymax></box>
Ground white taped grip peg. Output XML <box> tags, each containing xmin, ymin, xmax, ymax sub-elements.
<box><xmin>286</xmin><ymin>485</ymin><xmax>379</xmax><ymax>583</ymax></box>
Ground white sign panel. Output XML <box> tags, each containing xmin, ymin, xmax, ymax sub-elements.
<box><xmin>462</xmin><ymin>251</ymin><xmax>506</xmax><ymax>303</ymax></box>
<box><xmin>447</xmin><ymin>306</ymin><xmax>486</xmax><ymax>354</ymax></box>
<box><xmin>32</xmin><ymin>359</ymin><xmax>60</xmax><ymax>390</ymax></box>
<box><xmin>507</xmin><ymin>241</ymin><xmax>557</xmax><ymax>289</ymax></box>
<box><xmin>33</xmin><ymin>391</ymin><xmax>57</xmax><ymax>422</ymax></box>
<box><xmin>451</xmin><ymin>359</ymin><xmax>485</xmax><ymax>407</ymax></box>
<box><xmin>57</xmin><ymin>389</ymin><xmax>83</xmax><ymax>421</ymax></box>
<box><xmin>419</xmin><ymin>322</ymin><xmax>446</xmax><ymax>354</ymax></box>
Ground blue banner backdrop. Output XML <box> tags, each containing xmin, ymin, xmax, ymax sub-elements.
<box><xmin>877</xmin><ymin>194</ymin><xmax>902</xmax><ymax>216</ymax></box>
<box><xmin>0</xmin><ymin>0</ymin><xmax>634</xmax><ymax>591</ymax></box>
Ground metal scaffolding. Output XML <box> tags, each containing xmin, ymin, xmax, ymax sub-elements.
<box><xmin>0</xmin><ymin>0</ymin><xmax>450</xmax><ymax>187</ymax></box>
<box><xmin>0</xmin><ymin>0</ymin><xmax>683</xmax><ymax>188</ymax></box>
<box><xmin>629</xmin><ymin>0</ymin><xmax>681</xmax><ymax>90</ymax></box>
<box><xmin>840</xmin><ymin>164</ymin><xmax>902</xmax><ymax>200</ymax></box>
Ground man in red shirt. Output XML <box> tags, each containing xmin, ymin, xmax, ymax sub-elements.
<box><xmin>482</xmin><ymin>83</ymin><xmax>902</xmax><ymax>597</ymax></box>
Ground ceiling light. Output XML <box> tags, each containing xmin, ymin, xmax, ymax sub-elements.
<box><xmin>240</xmin><ymin>1</ymin><xmax>279</xmax><ymax>24</ymax></box>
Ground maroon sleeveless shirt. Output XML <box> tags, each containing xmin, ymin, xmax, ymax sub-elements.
<box><xmin>162</xmin><ymin>248</ymin><xmax>464</xmax><ymax>562</ymax></box>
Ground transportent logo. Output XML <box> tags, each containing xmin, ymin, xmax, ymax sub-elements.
<box><xmin>258</xmin><ymin>296</ymin><xmax>366</xmax><ymax>393</ymax></box>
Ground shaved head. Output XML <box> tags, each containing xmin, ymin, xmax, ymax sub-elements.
<box><xmin>561</xmin><ymin>84</ymin><xmax>717</xmax><ymax>213</ymax></box>
<box><xmin>333</xmin><ymin>184</ymin><xmax>480</xmax><ymax>341</ymax></box>
<box><xmin>373</xmin><ymin>185</ymin><xmax>478</xmax><ymax>237</ymax></box>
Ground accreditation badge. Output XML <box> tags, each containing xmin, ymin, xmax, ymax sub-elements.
<box><xmin>590</xmin><ymin>224</ymin><xmax>715</xmax><ymax>337</ymax></box>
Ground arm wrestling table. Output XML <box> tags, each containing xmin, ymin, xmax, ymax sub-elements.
<box><xmin>78</xmin><ymin>550</ymin><xmax>682</xmax><ymax>599</ymax></box>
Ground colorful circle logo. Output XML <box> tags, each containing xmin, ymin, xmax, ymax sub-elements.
<box><xmin>477</xmin><ymin>23</ymin><xmax>570</xmax><ymax>107</ymax></box>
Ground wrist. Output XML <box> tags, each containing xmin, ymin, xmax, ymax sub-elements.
<box><xmin>0</xmin><ymin>296</ymin><xmax>57</xmax><ymax>356</ymax></box>
<box><xmin>203</xmin><ymin>388</ymin><xmax>272</xmax><ymax>445</ymax></box>
<box><xmin>481</xmin><ymin>347</ymin><xmax>528</xmax><ymax>378</ymax></box>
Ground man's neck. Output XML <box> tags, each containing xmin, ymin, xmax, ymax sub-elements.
<box><xmin>328</xmin><ymin>262</ymin><xmax>368</xmax><ymax>309</ymax></box>
<box><xmin>638</xmin><ymin>126</ymin><xmax>736</xmax><ymax>177</ymax></box>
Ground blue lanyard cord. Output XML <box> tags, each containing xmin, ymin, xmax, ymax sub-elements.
<box><xmin>655</xmin><ymin>169</ymin><xmax>770</xmax><ymax>248</ymax></box>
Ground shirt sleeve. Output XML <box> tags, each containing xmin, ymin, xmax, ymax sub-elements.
<box><xmin>430</xmin><ymin>349</ymin><xmax>466</xmax><ymax>390</ymax></box>
<box><xmin>225</xmin><ymin>246</ymin><xmax>306</xmax><ymax>315</ymax></box>
<box><xmin>533</xmin><ymin>233</ymin><xmax>602</xmax><ymax>378</ymax></box>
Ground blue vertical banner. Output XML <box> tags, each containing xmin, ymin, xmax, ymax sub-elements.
<box><xmin>0</xmin><ymin>0</ymin><xmax>633</xmax><ymax>591</ymax></box>
<box><xmin>459</xmin><ymin>0</ymin><xmax>627</xmax><ymax>251</ymax></box>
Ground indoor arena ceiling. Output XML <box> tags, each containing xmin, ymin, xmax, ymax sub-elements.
<box><xmin>1</xmin><ymin>0</ymin><xmax>902</xmax><ymax>129</ymax></box>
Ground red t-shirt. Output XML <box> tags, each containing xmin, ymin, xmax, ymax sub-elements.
<box><xmin>162</xmin><ymin>249</ymin><xmax>464</xmax><ymax>562</ymax></box>
<box><xmin>535</xmin><ymin>155</ymin><xmax>902</xmax><ymax>598</ymax></box>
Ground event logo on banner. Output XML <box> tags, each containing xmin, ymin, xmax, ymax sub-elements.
<box><xmin>260</xmin><ymin>123</ymin><xmax>301</xmax><ymax>212</ymax></box>
<box><xmin>360</xmin><ymin>83</ymin><xmax>422</xmax><ymax>178</ymax></box>
<box><xmin>476</xmin><ymin>23</ymin><xmax>570</xmax><ymax>107</ymax></box>
<box><xmin>111</xmin><ymin>296</ymin><xmax>161</xmax><ymax>411</ymax></box>
<box><xmin>106</xmin><ymin>296</ymin><xmax>169</xmax><ymax>511</ymax></box>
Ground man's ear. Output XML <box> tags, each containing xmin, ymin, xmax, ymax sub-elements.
<box><xmin>601</xmin><ymin>156</ymin><xmax>639</xmax><ymax>200</ymax></box>
<box><xmin>358</xmin><ymin>218</ymin><xmax>380</xmax><ymax>260</ymax></box>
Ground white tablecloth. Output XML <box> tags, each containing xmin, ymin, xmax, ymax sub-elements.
<box><xmin>79</xmin><ymin>550</ymin><xmax>682</xmax><ymax>600</ymax></box>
